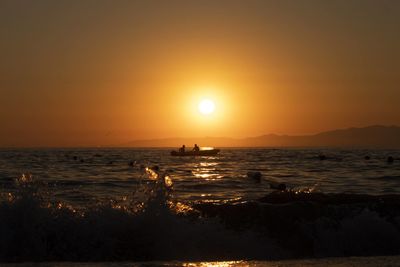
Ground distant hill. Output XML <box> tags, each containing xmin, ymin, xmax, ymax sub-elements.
<box><xmin>122</xmin><ymin>125</ymin><xmax>400</xmax><ymax>148</ymax></box>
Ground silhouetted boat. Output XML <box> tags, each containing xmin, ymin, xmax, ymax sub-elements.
<box><xmin>170</xmin><ymin>149</ymin><xmax>220</xmax><ymax>157</ymax></box>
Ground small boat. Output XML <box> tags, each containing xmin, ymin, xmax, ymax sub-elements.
<box><xmin>170</xmin><ymin>149</ymin><xmax>220</xmax><ymax>157</ymax></box>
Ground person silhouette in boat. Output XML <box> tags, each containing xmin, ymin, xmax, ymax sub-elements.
<box><xmin>179</xmin><ymin>145</ymin><xmax>186</xmax><ymax>153</ymax></box>
<box><xmin>193</xmin><ymin>144</ymin><xmax>200</xmax><ymax>152</ymax></box>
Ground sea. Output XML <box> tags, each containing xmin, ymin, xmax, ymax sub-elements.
<box><xmin>1</xmin><ymin>148</ymin><xmax>400</xmax><ymax>265</ymax></box>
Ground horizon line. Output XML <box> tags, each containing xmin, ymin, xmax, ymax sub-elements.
<box><xmin>125</xmin><ymin>124</ymin><xmax>399</xmax><ymax>142</ymax></box>
<box><xmin>1</xmin><ymin>124</ymin><xmax>399</xmax><ymax>149</ymax></box>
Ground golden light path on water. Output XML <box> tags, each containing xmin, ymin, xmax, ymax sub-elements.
<box><xmin>192</xmin><ymin>161</ymin><xmax>222</xmax><ymax>181</ymax></box>
<box><xmin>183</xmin><ymin>261</ymin><xmax>245</xmax><ymax>267</ymax></box>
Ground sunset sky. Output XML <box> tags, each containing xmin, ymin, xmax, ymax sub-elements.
<box><xmin>1</xmin><ymin>0</ymin><xmax>399</xmax><ymax>147</ymax></box>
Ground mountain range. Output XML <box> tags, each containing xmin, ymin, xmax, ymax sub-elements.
<box><xmin>122</xmin><ymin>125</ymin><xmax>400</xmax><ymax>148</ymax></box>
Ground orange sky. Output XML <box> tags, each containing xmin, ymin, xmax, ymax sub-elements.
<box><xmin>1</xmin><ymin>1</ymin><xmax>399</xmax><ymax>147</ymax></box>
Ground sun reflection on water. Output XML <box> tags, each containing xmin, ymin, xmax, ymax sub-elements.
<box><xmin>192</xmin><ymin>161</ymin><xmax>222</xmax><ymax>181</ymax></box>
<box><xmin>199</xmin><ymin>162</ymin><xmax>218</xmax><ymax>167</ymax></box>
<box><xmin>183</xmin><ymin>261</ymin><xmax>246</xmax><ymax>267</ymax></box>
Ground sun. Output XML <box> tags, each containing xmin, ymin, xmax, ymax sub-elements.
<box><xmin>198</xmin><ymin>99</ymin><xmax>215</xmax><ymax>115</ymax></box>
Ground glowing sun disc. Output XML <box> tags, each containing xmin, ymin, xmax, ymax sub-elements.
<box><xmin>198</xmin><ymin>99</ymin><xmax>215</xmax><ymax>115</ymax></box>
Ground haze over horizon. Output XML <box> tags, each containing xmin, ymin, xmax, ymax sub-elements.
<box><xmin>122</xmin><ymin>125</ymin><xmax>400</xmax><ymax>148</ymax></box>
<box><xmin>1</xmin><ymin>1</ymin><xmax>400</xmax><ymax>147</ymax></box>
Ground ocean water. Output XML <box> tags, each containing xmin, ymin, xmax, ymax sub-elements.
<box><xmin>3</xmin><ymin>256</ymin><xmax>400</xmax><ymax>266</ymax></box>
<box><xmin>1</xmin><ymin>148</ymin><xmax>400</xmax><ymax>262</ymax></box>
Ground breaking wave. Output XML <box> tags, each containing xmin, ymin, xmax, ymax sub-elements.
<box><xmin>1</xmin><ymin>169</ymin><xmax>400</xmax><ymax>262</ymax></box>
